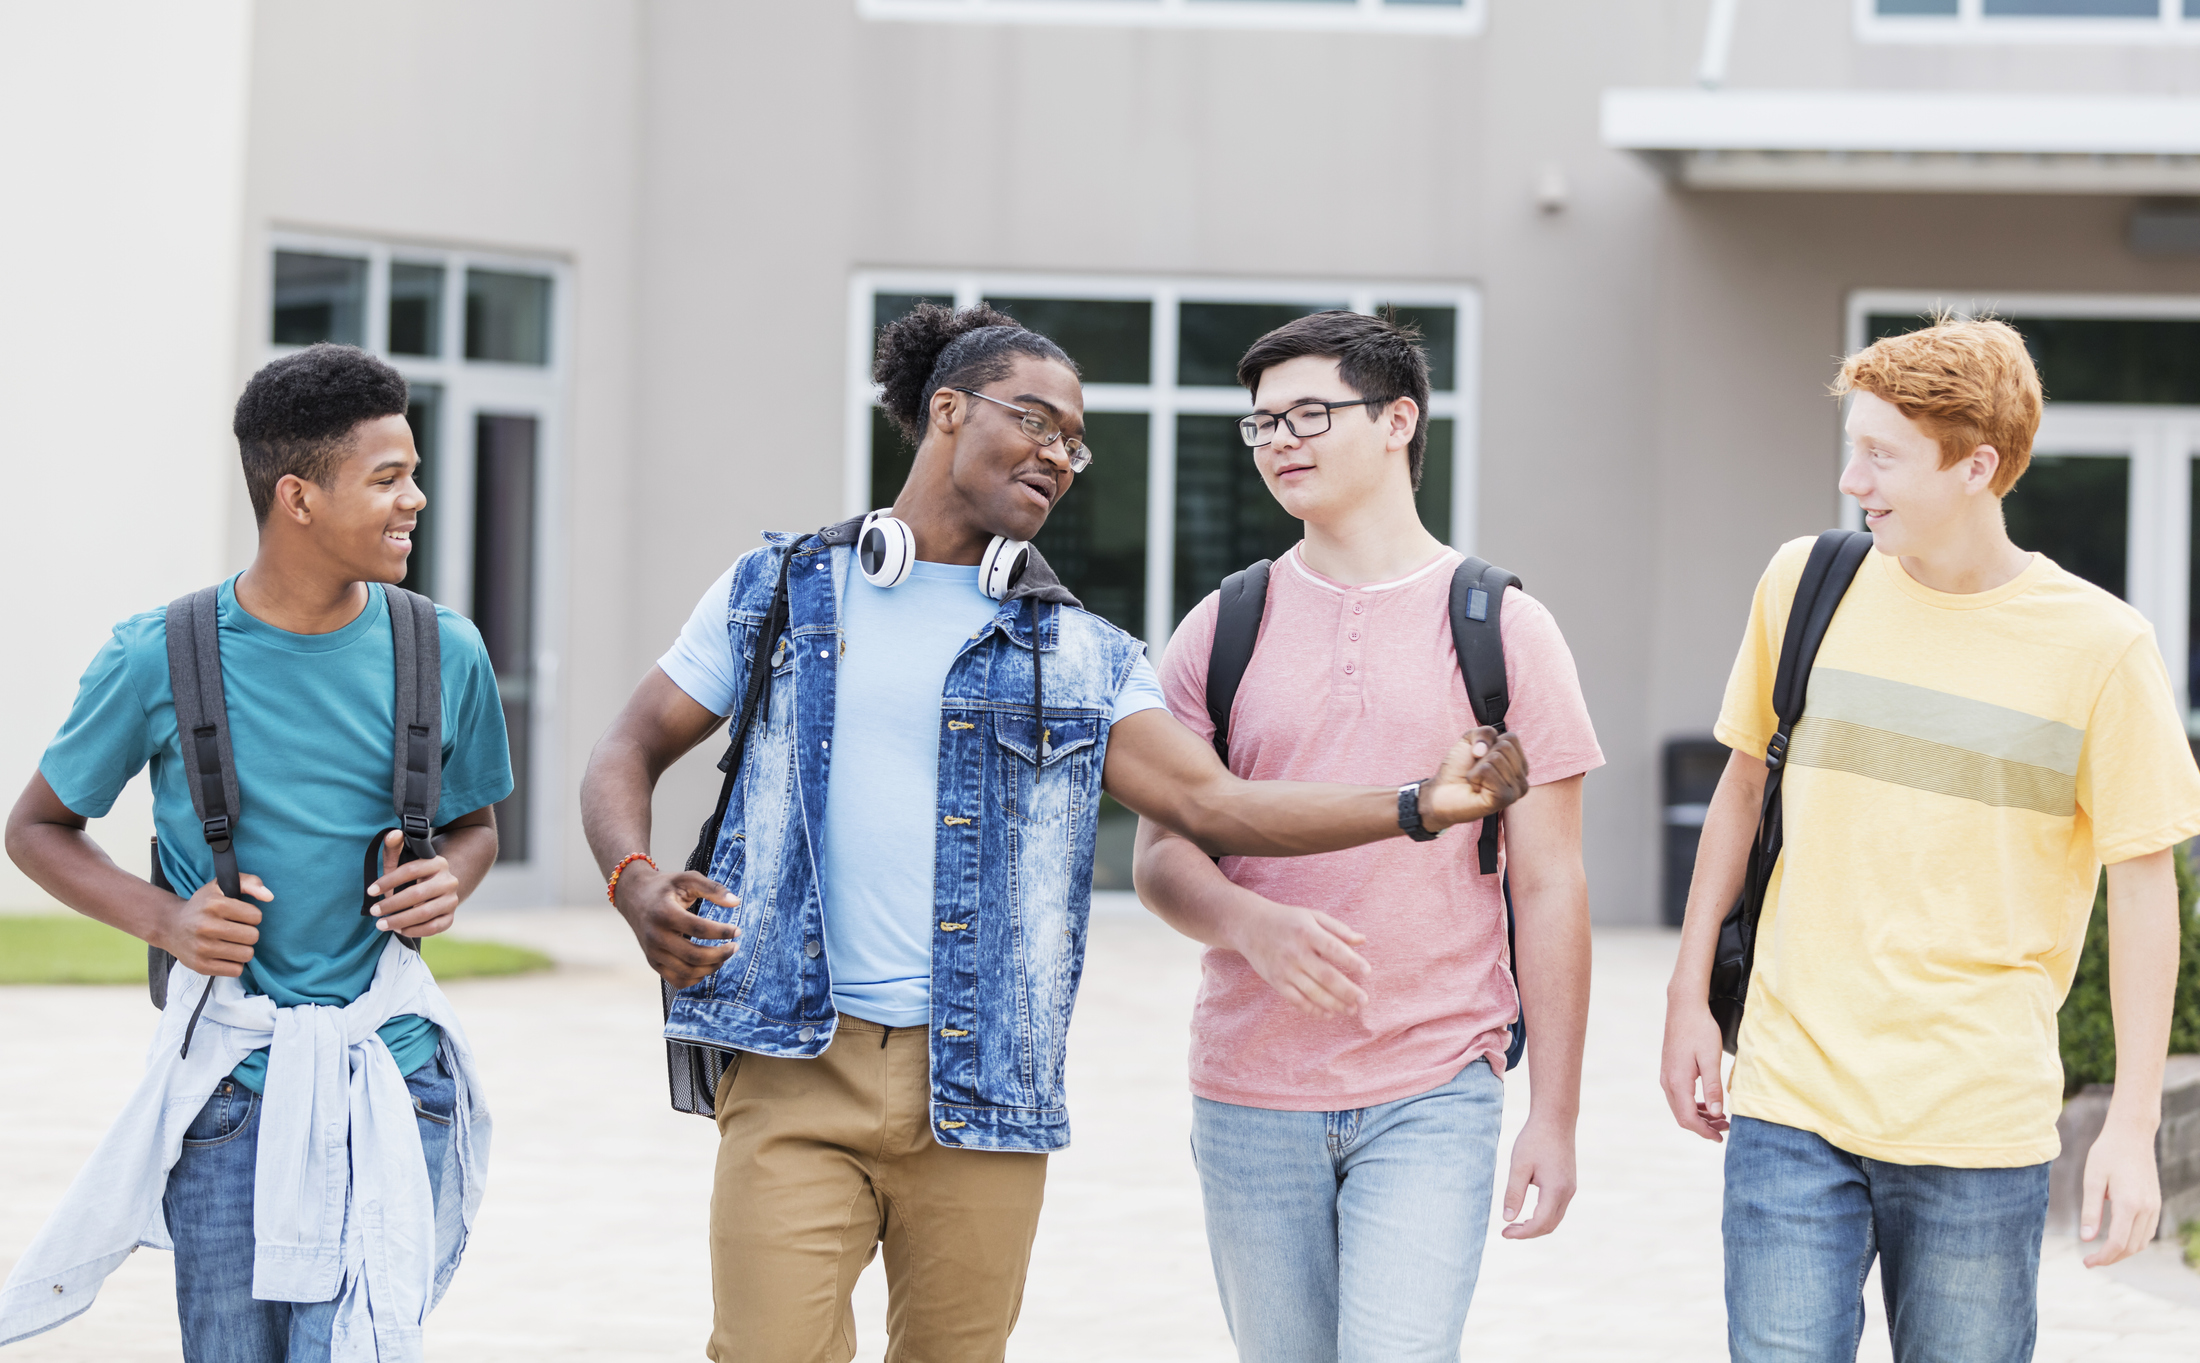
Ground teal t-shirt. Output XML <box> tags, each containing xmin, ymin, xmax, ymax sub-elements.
<box><xmin>39</xmin><ymin>576</ymin><xmax>512</xmax><ymax>1091</ymax></box>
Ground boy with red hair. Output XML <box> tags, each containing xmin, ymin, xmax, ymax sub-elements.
<box><xmin>1662</xmin><ymin>317</ymin><xmax>2200</xmax><ymax>1361</ymax></box>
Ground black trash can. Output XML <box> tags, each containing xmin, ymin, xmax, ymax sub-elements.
<box><xmin>1662</xmin><ymin>737</ymin><xmax>1729</xmax><ymax>927</ymax></box>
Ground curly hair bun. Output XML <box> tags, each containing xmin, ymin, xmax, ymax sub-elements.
<box><xmin>872</xmin><ymin>303</ymin><xmax>1075</xmax><ymax>444</ymax></box>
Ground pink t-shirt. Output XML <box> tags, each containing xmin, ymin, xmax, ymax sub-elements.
<box><xmin>1157</xmin><ymin>545</ymin><xmax>1603</xmax><ymax>1110</ymax></box>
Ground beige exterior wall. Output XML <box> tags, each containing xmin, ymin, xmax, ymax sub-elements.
<box><xmin>239</xmin><ymin>0</ymin><xmax>644</xmax><ymax>907</ymax></box>
<box><xmin>0</xmin><ymin>1</ymin><xmax>252</xmax><ymax>910</ymax></box>
<box><xmin>12</xmin><ymin>1</ymin><xmax>2198</xmax><ymax>920</ymax></box>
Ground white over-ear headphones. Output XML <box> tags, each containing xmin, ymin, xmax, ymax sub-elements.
<box><xmin>857</xmin><ymin>509</ymin><xmax>916</xmax><ymax>588</ymax></box>
<box><xmin>857</xmin><ymin>509</ymin><xmax>1031</xmax><ymax>601</ymax></box>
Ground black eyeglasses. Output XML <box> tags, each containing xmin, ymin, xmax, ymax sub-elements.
<box><xmin>953</xmin><ymin>388</ymin><xmax>1092</xmax><ymax>473</ymax></box>
<box><xmin>1239</xmin><ymin>398</ymin><xmax>1383</xmax><ymax>448</ymax></box>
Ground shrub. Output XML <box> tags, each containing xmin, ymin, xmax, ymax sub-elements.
<box><xmin>2058</xmin><ymin>842</ymin><xmax>2200</xmax><ymax>1096</ymax></box>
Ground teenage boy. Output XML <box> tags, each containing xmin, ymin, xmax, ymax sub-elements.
<box><xmin>1132</xmin><ymin>310</ymin><xmax>1601</xmax><ymax>1362</ymax></box>
<box><xmin>1661</xmin><ymin>318</ymin><xmax>2200</xmax><ymax>1361</ymax></box>
<box><xmin>1</xmin><ymin>344</ymin><xmax>510</xmax><ymax>1362</ymax></box>
<box><xmin>580</xmin><ymin>302</ymin><xmax>1530</xmax><ymax>1363</ymax></box>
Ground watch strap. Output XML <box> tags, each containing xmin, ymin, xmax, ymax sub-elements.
<box><xmin>1398</xmin><ymin>782</ymin><xmax>1442</xmax><ymax>843</ymax></box>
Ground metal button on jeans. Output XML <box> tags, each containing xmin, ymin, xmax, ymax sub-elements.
<box><xmin>804</xmin><ymin>939</ymin><xmax>821</xmax><ymax>958</ymax></box>
<box><xmin>798</xmin><ymin>1026</ymin><xmax>815</xmax><ymax>1042</ymax></box>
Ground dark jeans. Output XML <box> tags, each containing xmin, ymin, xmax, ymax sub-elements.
<box><xmin>1723</xmin><ymin>1115</ymin><xmax>2051</xmax><ymax>1363</ymax></box>
<box><xmin>161</xmin><ymin>1052</ymin><xmax>455</xmax><ymax>1363</ymax></box>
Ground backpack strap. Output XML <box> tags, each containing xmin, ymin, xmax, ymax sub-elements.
<box><xmin>385</xmin><ymin>585</ymin><xmax>444</xmax><ymax>864</ymax></box>
<box><xmin>165</xmin><ymin>587</ymin><xmax>242</xmax><ymax>902</ymax></box>
<box><xmin>162</xmin><ymin>585</ymin><xmax>240</xmax><ymax>1055</ymax></box>
<box><xmin>1205</xmin><ymin>560</ymin><xmax>1273</xmax><ymax>766</ymax></box>
<box><xmin>1450</xmin><ymin>557</ymin><xmax>1521</xmax><ymax>876</ymax></box>
<box><xmin>1717</xmin><ymin>529</ymin><xmax>1873</xmax><ymax>1050</ymax></box>
<box><xmin>666</xmin><ymin>541</ymin><xmax>797</xmax><ymax>1118</ymax></box>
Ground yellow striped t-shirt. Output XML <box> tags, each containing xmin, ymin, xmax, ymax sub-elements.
<box><xmin>1715</xmin><ymin>538</ymin><xmax>2200</xmax><ymax>1167</ymax></box>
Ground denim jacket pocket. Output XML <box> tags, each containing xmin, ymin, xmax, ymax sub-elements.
<box><xmin>991</xmin><ymin>713</ymin><xmax>1096</xmax><ymax>825</ymax></box>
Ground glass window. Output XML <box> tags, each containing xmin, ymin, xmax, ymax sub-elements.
<box><xmin>272</xmin><ymin>251</ymin><xmax>366</xmax><ymax>347</ymax></box>
<box><xmin>389</xmin><ymin>262</ymin><xmax>445</xmax><ymax>357</ymax></box>
<box><xmin>1417</xmin><ymin>417</ymin><xmax>1453</xmax><ymax>544</ymax></box>
<box><xmin>1179</xmin><ymin>301</ymin><xmax>1343</xmax><ymax>387</ymax></box>
<box><xmin>877</xmin><ymin>292</ymin><xmax>951</xmax><ymax>332</ymax></box>
<box><xmin>861</xmin><ymin>280</ymin><xmax>1474</xmax><ymax>646</ymax></box>
<box><xmin>399</xmin><ymin>384</ymin><xmax>440</xmax><ymax>598</ymax></box>
<box><xmin>1173</xmin><ymin>413</ymin><xmax>1304</xmax><ymax>620</ymax></box>
<box><xmin>2006</xmin><ymin>318</ymin><xmax>2200</xmax><ymax>406</ymax></box>
<box><xmin>1982</xmin><ymin>0</ymin><xmax>2156</xmax><ymax>13</ymax></box>
<box><xmin>1034</xmin><ymin>411</ymin><xmax>1149</xmax><ymax>636</ymax></box>
<box><xmin>465</xmin><ymin>269</ymin><xmax>552</xmax><ymax>365</ymax></box>
<box><xmin>1379</xmin><ymin>303</ymin><xmax>1458</xmax><ymax>392</ymax></box>
<box><xmin>984</xmin><ymin>297</ymin><xmax>1152</xmax><ymax>385</ymax></box>
<box><xmin>474</xmin><ymin>413</ymin><xmax>539</xmax><ymax>862</ymax></box>
<box><xmin>2003</xmin><ymin>454</ymin><xmax>2129</xmax><ymax>598</ymax></box>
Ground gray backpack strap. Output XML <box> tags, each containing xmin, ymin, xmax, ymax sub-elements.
<box><xmin>160</xmin><ymin>585</ymin><xmax>240</xmax><ymax>1051</ymax></box>
<box><xmin>1205</xmin><ymin>560</ymin><xmax>1273</xmax><ymax>767</ymax></box>
<box><xmin>1450</xmin><ymin>557</ymin><xmax>1522</xmax><ymax>877</ymax></box>
<box><xmin>385</xmin><ymin>585</ymin><xmax>443</xmax><ymax>860</ymax></box>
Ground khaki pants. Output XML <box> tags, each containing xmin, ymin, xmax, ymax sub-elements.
<box><xmin>707</xmin><ymin>1017</ymin><xmax>1049</xmax><ymax>1363</ymax></box>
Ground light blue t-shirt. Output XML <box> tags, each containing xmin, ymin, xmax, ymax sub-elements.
<box><xmin>40</xmin><ymin>577</ymin><xmax>513</xmax><ymax>1091</ymax></box>
<box><xmin>660</xmin><ymin>558</ymin><xmax>1165</xmax><ymax>1027</ymax></box>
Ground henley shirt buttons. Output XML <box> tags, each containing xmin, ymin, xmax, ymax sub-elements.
<box><xmin>1352</xmin><ymin>603</ymin><xmax>1364</xmax><ymax>615</ymax></box>
<box><xmin>1343</xmin><ymin>663</ymin><xmax>1355</xmax><ymax>675</ymax></box>
<box><xmin>804</xmin><ymin>940</ymin><xmax>821</xmax><ymax>958</ymax></box>
<box><xmin>1349</xmin><ymin>630</ymin><xmax>1360</xmax><ymax>642</ymax></box>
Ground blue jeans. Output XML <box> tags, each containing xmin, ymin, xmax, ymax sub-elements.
<box><xmin>1191</xmin><ymin>1058</ymin><xmax>1505</xmax><ymax>1363</ymax></box>
<box><xmin>1723</xmin><ymin>1115</ymin><xmax>2051</xmax><ymax>1363</ymax></box>
<box><xmin>162</xmin><ymin>1052</ymin><xmax>456</xmax><ymax>1363</ymax></box>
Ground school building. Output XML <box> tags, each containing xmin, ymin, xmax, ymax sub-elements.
<box><xmin>7</xmin><ymin>0</ymin><xmax>2200</xmax><ymax>921</ymax></box>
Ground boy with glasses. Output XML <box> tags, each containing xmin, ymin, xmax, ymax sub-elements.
<box><xmin>1661</xmin><ymin>317</ymin><xmax>2200</xmax><ymax>1361</ymax></box>
<box><xmin>580</xmin><ymin>303</ymin><xmax>1530</xmax><ymax>1362</ymax></box>
<box><xmin>1135</xmin><ymin>309</ymin><xmax>1603</xmax><ymax>1362</ymax></box>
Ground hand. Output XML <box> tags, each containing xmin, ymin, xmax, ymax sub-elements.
<box><xmin>614</xmin><ymin>865</ymin><xmax>741</xmax><ymax>989</ymax></box>
<box><xmin>1226</xmin><ymin>897</ymin><xmax>1371</xmax><ymax>1017</ymax></box>
<box><xmin>2079</xmin><ymin>1116</ymin><xmax>2163</xmax><ymax>1267</ymax></box>
<box><xmin>162</xmin><ymin>874</ymin><xmax>272</xmax><ymax>977</ymax></box>
<box><xmin>1659</xmin><ymin>996</ymin><xmax>1730</xmax><ymax>1142</ymax></box>
<box><xmin>1420</xmin><ymin>727</ymin><xmax>1530</xmax><ymax>831</ymax></box>
<box><xmin>1500</xmin><ymin>1113</ymin><xmax>1578</xmax><ymax>1239</ymax></box>
<box><xmin>368</xmin><ymin>829</ymin><xmax>463</xmax><ymax>938</ymax></box>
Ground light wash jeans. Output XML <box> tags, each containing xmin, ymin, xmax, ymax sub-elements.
<box><xmin>1190</xmin><ymin>1058</ymin><xmax>1505</xmax><ymax>1363</ymax></box>
<box><xmin>1723</xmin><ymin>1115</ymin><xmax>2052</xmax><ymax>1363</ymax></box>
<box><xmin>162</xmin><ymin>1054</ymin><xmax>456</xmax><ymax>1363</ymax></box>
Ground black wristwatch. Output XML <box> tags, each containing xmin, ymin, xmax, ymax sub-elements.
<box><xmin>1397</xmin><ymin>781</ymin><xmax>1442</xmax><ymax>842</ymax></box>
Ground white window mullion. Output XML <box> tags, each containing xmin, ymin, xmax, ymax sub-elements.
<box><xmin>1147</xmin><ymin>286</ymin><xmax>1180</xmax><ymax>655</ymax></box>
<box><xmin>1452</xmin><ymin>287</ymin><xmax>1484</xmax><ymax>556</ymax></box>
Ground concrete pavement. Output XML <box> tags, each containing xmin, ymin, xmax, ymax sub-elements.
<box><xmin>3</xmin><ymin>902</ymin><xmax>2196</xmax><ymax>1360</ymax></box>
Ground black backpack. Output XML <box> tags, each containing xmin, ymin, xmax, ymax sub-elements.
<box><xmin>1707</xmin><ymin>529</ymin><xmax>1873</xmax><ymax>1054</ymax></box>
<box><xmin>1206</xmin><ymin>555</ymin><xmax>1531</xmax><ymax>1071</ymax></box>
<box><xmin>146</xmin><ymin>583</ymin><xmax>445</xmax><ymax>1059</ymax></box>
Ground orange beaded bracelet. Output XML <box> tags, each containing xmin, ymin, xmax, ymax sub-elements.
<box><xmin>606</xmin><ymin>852</ymin><xmax>658</xmax><ymax>905</ymax></box>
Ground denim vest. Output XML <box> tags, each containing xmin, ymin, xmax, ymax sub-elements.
<box><xmin>662</xmin><ymin>521</ymin><xmax>1149</xmax><ymax>1153</ymax></box>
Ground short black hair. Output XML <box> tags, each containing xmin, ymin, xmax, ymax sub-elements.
<box><xmin>1235</xmin><ymin>310</ymin><xmax>1433</xmax><ymax>489</ymax></box>
<box><xmin>232</xmin><ymin>344</ymin><xmax>410</xmax><ymax>523</ymax></box>
<box><xmin>874</xmin><ymin>302</ymin><xmax>1077</xmax><ymax>445</ymax></box>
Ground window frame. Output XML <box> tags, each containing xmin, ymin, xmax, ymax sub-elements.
<box><xmin>846</xmin><ymin>270</ymin><xmax>1482</xmax><ymax>654</ymax></box>
<box><xmin>857</xmin><ymin>0</ymin><xmax>1486</xmax><ymax>35</ymax></box>
<box><xmin>1856</xmin><ymin>0</ymin><xmax>2200</xmax><ymax>45</ymax></box>
<box><xmin>1845</xmin><ymin>289</ymin><xmax>2200</xmax><ymax>713</ymax></box>
<box><xmin>265</xmin><ymin>229</ymin><xmax>573</xmax><ymax>901</ymax></box>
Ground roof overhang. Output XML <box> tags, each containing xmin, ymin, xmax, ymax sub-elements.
<box><xmin>1602</xmin><ymin>89</ymin><xmax>2200</xmax><ymax>194</ymax></box>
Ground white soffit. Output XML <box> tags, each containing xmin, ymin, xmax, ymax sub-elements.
<box><xmin>1602</xmin><ymin>88</ymin><xmax>2200</xmax><ymax>194</ymax></box>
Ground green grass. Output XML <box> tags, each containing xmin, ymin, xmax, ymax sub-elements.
<box><xmin>2183</xmin><ymin>1219</ymin><xmax>2200</xmax><ymax>1271</ymax></box>
<box><xmin>0</xmin><ymin>914</ymin><xmax>553</xmax><ymax>985</ymax></box>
